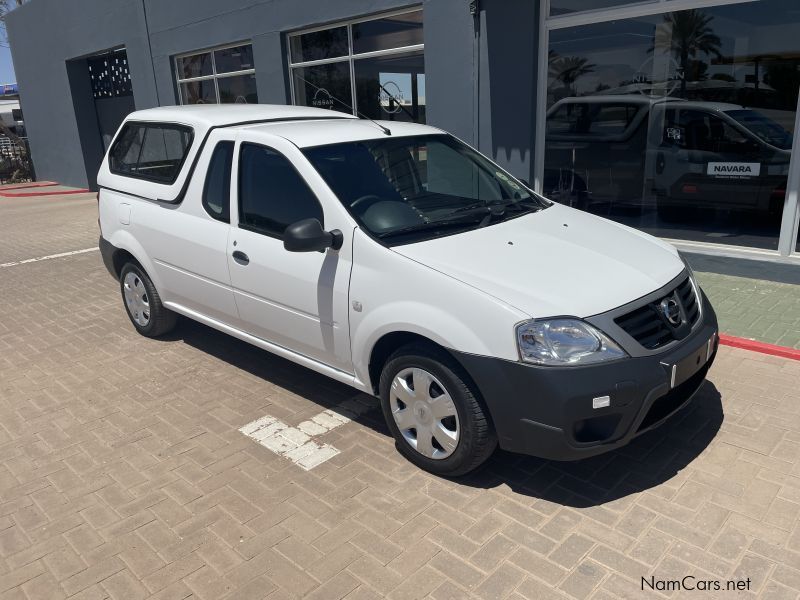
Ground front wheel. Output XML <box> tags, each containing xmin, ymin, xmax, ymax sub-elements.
<box><xmin>120</xmin><ymin>262</ymin><xmax>176</xmax><ymax>337</ymax></box>
<box><xmin>379</xmin><ymin>343</ymin><xmax>497</xmax><ymax>476</ymax></box>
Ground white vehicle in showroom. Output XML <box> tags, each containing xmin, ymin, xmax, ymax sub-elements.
<box><xmin>98</xmin><ymin>104</ymin><xmax>718</xmax><ymax>476</ymax></box>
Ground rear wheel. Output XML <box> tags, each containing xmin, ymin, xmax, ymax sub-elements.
<box><xmin>120</xmin><ymin>262</ymin><xmax>176</xmax><ymax>337</ymax></box>
<box><xmin>379</xmin><ymin>343</ymin><xmax>496</xmax><ymax>476</ymax></box>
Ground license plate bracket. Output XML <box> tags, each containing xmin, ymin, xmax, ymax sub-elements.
<box><xmin>670</xmin><ymin>331</ymin><xmax>716</xmax><ymax>388</ymax></box>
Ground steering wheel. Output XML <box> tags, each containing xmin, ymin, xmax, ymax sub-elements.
<box><xmin>350</xmin><ymin>194</ymin><xmax>383</xmax><ymax>211</ymax></box>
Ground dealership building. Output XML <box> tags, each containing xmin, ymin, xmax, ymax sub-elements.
<box><xmin>7</xmin><ymin>0</ymin><xmax>800</xmax><ymax>261</ymax></box>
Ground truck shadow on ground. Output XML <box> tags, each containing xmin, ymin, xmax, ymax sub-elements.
<box><xmin>460</xmin><ymin>383</ymin><xmax>723</xmax><ymax>507</ymax></box>
<box><xmin>169</xmin><ymin>317</ymin><xmax>724</xmax><ymax>508</ymax></box>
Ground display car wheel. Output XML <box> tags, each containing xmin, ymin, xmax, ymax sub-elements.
<box><xmin>119</xmin><ymin>262</ymin><xmax>176</xmax><ymax>337</ymax></box>
<box><xmin>379</xmin><ymin>343</ymin><xmax>497</xmax><ymax>476</ymax></box>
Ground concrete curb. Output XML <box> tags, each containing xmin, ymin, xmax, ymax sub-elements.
<box><xmin>719</xmin><ymin>333</ymin><xmax>800</xmax><ymax>361</ymax></box>
<box><xmin>0</xmin><ymin>181</ymin><xmax>58</xmax><ymax>190</ymax></box>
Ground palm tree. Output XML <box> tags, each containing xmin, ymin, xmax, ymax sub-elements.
<box><xmin>549</xmin><ymin>56</ymin><xmax>596</xmax><ymax>96</ymax></box>
<box><xmin>657</xmin><ymin>10</ymin><xmax>722</xmax><ymax>96</ymax></box>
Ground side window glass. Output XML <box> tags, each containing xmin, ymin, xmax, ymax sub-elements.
<box><xmin>109</xmin><ymin>123</ymin><xmax>193</xmax><ymax>183</ymax></box>
<box><xmin>137</xmin><ymin>127</ymin><xmax>192</xmax><ymax>182</ymax></box>
<box><xmin>202</xmin><ymin>141</ymin><xmax>234</xmax><ymax>222</ymax></box>
<box><xmin>661</xmin><ymin>109</ymin><xmax>684</xmax><ymax>147</ymax></box>
<box><xmin>238</xmin><ymin>143</ymin><xmax>323</xmax><ymax>237</ymax></box>
<box><xmin>678</xmin><ymin>110</ymin><xmax>713</xmax><ymax>152</ymax></box>
<box><xmin>707</xmin><ymin>116</ymin><xmax>750</xmax><ymax>153</ymax></box>
<box><xmin>109</xmin><ymin>124</ymin><xmax>145</xmax><ymax>176</ymax></box>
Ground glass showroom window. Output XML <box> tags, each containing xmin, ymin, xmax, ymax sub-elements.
<box><xmin>288</xmin><ymin>9</ymin><xmax>426</xmax><ymax>123</ymax></box>
<box><xmin>541</xmin><ymin>0</ymin><xmax>800</xmax><ymax>254</ymax></box>
<box><xmin>175</xmin><ymin>43</ymin><xmax>258</xmax><ymax>105</ymax></box>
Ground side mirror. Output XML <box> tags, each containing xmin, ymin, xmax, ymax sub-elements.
<box><xmin>283</xmin><ymin>218</ymin><xmax>343</xmax><ymax>253</ymax></box>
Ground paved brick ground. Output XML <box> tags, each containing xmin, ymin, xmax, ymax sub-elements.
<box><xmin>695</xmin><ymin>272</ymin><xmax>800</xmax><ymax>350</ymax></box>
<box><xmin>1</xmin><ymin>193</ymin><xmax>799</xmax><ymax>599</ymax></box>
<box><xmin>0</xmin><ymin>192</ymin><xmax>98</xmax><ymax>264</ymax></box>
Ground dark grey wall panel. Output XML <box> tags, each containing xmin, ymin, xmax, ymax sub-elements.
<box><xmin>478</xmin><ymin>0</ymin><xmax>539</xmax><ymax>183</ymax></box>
<box><xmin>253</xmin><ymin>32</ymin><xmax>290</xmax><ymax>105</ymax></box>
<box><xmin>66</xmin><ymin>58</ymin><xmax>105</xmax><ymax>190</ymax></box>
<box><xmin>422</xmin><ymin>0</ymin><xmax>476</xmax><ymax>145</ymax></box>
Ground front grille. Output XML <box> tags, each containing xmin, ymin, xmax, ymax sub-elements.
<box><xmin>615</xmin><ymin>277</ymin><xmax>700</xmax><ymax>350</ymax></box>
<box><xmin>675</xmin><ymin>277</ymin><xmax>700</xmax><ymax>323</ymax></box>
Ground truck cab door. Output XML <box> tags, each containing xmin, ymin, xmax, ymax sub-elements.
<box><xmin>226</xmin><ymin>134</ymin><xmax>354</xmax><ymax>373</ymax></box>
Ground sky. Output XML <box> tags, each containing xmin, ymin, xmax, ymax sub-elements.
<box><xmin>0</xmin><ymin>45</ymin><xmax>15</xmax><ymax>83</ymax></box>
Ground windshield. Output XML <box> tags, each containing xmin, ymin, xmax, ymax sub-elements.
<box><xmin>725</xmin><ymin>109</ymin><xmax>793</xmax><ymax>150</ymax></box>
<box><xmin>302</xmin><ymin>134</ymin><xmax>549</xmax><ymax>244</ymax></box>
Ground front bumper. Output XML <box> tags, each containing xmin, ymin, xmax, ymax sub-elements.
<box><xmin>454</xmin><ymin>293</ymin><xmax>719</xmax><ymax>461</ymax></box>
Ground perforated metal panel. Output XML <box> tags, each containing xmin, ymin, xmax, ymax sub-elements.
<box><xmin>88</xmin><ymin>49</ymin><xmax>132</xmax><ymax>99</ymax></box>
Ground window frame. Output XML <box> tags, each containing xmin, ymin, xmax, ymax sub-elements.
<box><xmin>108</xmin><ymin>121</ymin><xmax>194</xmax><ymax>185</ymax></box>
<box><xmin>202</xmin><ymin>140</ymin><xmax>235</xmax><ymax>223</ymax></box>
<box><xmin>286</xmin><ymin>7</ymin><xmax>425</xmax><ymax>120</ymax></box>
<box><xmin>236</xmin><ymin>142</ymin><xmax>325</xmax><ymax>240</ymax></box>
<box><xmin>174</xmin><ymin>41</ymin><xmax>257</xmax><ymax>105</ymax></box>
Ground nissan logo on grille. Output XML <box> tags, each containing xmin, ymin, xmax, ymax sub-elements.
<box><xmin>659</xmin><ymin>296</ymin><xmax>682</xmax><ymax>326</ymax></box>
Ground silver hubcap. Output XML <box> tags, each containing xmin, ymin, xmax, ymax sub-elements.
<box><xmin>390</xmin><ymin>368</ymin><xmax>459</xmax><ymax>460</ymax></box>
<box><xmin>123</xmin><ymin>272</ymin><xmax>150</xmax><ymax>327</ymax></box>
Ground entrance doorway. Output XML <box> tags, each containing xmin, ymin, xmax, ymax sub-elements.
<box><xmin>88</xmin><ymin>48</ymin><xmax>135</xmax><ymax>151</ymax></box>
<box><xmin>67</xmin><ymin>47</ymin><xmax>135</xmax><ymax>189</ymax></box>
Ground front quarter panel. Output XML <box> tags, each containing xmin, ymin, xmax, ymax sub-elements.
<box><xmin>349</xmin><ymin>229</ymin><xmax>528</xmax><ymax>389</ymax></box>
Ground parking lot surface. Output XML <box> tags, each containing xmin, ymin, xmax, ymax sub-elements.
<box><xmin>1</xmin><ymin>192</ymin><xmax>799</xmax><ymax>599</ymax></box>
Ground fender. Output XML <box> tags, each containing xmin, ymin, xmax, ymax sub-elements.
<box><xmin>104</xmin><ymin>229</ymin><xmax>166</xmax><ymax>294</ymax></box>
<box><xmin>352</xmin><ymin>300</ymin><xmax>498</xmax><ymax>390</ymax></box>
<box><xmin>349</xmin><ymin>228</ymin><xmax>528</xmax><ymax>392</ymax></box>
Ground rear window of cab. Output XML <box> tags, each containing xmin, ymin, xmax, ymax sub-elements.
<box><xmin>109</xmin><ymin>122</ymin><xmax>194</xmax><ymax>184</ymax></box>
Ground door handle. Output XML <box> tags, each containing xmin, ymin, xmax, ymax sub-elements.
<box><xmin>232</xmin><ymin>250</ymin><xmax>249</xmax><ymax>265</ymax></box>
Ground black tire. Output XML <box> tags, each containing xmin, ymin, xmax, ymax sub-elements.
<box><xmin>119</xmin><ymin>262</ymin><xmax>176</xmax><ymax>337</ymax></box>
<box><xmin>379</xmin><ymin>343</ymin><xmax>497</xmax><ymax>476</ymax></box>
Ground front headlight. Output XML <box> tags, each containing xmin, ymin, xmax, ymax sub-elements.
<box><xmin>516</xmin><ymin>318</ymin><xmax>627</xmax><ymax>366</ymax></box>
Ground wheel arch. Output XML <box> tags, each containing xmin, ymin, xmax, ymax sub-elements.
<box><xmin>368</xmin><ymin>331</ymin><xmax>430</xmax><ymax>395</ymax></box>
<box><xmin>366</xmin><ymin>331</ymin><xmax>481</xmax><ymax>402</ymax></box>
<box><xmin>111</xmin><ymin>248</ymin><xmax>140</xmax><ymax>278</ymax></box>
<box><xmin>102</xmin><ymin>231</ymin><xmax>165</xmax><ymax>292</ymax></box>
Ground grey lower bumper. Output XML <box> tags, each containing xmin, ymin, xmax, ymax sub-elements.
<box><xmin>99</xmin><ymin>236</ymin><xmax>118</xmax><ymax>280</ymax></box>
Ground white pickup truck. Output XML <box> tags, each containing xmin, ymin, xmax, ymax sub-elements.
<box><xmin>98</xmin><ymin>104</ymin><xmax>718</xmax><ymax>476</ymax></box>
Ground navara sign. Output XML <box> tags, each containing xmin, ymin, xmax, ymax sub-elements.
<box><xmin>707</xmin><ymin>162</ymin><xmax>761</xmax><ymax>177</ymax></box>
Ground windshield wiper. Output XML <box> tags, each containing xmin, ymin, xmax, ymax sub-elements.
<box><xmin>378</xmin><ymin>199</ymin><xmax>545</xmax><ymax>239</ymax></box>
<box><xmin>455</xmin><ymin>198</ymin><xmax>543</xmax><ymax>214</ymax></box>
<box><xmin>377</xmin><ymin>214</ymin><xmax>487</xmax><ymax>239</ymax></box>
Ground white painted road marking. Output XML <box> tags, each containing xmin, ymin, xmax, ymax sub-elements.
<box><xmin>0</xmin><ymin>247</ymin><xmax>99</xmax><ymax>269</ymax></box>
<box><xmin>239</xmin><ymin>396</ymin><xmax>378</xmax><ymax>470</ymax></box>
